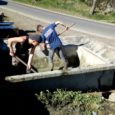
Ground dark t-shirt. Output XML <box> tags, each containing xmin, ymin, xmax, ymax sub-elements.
<box><xmin>15</xmin><ymin>36</ymin><xmax>33</xmax><ymax>55</ymax></box>
<box><xmin>41</xmin><ymin>23</ymin><xmax>62</xmax><ymax>49</ymax></box>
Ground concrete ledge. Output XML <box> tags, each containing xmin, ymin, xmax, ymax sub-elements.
<box><xmin>5</xmin><ymin>42</ymin><xmax>115</xmax><ymax>91</ymax></box>
<box><xmin>5</xmin><ymin>64</ymin><xmax>115</xmax><ymax>91</ymax></box>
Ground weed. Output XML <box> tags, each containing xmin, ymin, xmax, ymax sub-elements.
<box><xmin>35</xmin><ymin>89</ymin><xmax>105</xmax><ymax>114</ymax></box>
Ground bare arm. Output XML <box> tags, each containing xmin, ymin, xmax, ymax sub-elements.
<box><xmin>27</xmin><ymin>46</ymin><xmax>36</xmax><ymax>69</ymax></box>
<box><xmin>7</xmin><ymin>36</ymin><xmax>27</xmax><ymax>56</ymax></box>
<box><xmin>55</xmin><ymin>21</ymin><xmax>69</xmax><ymax>36</ymax></box>
<box><xmin>40</xmin><ymin>43</ymin><xmax>46</xmax><ymax>51</ymax></box>
<box><xmin>55</xmin><ymin>21</ymin><xmax>68</xmax><ymax>28</ymax></box>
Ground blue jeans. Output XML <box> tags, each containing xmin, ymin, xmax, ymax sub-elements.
<box><xmin>48</xmin><ymin>46</ymin><xmax>67</xmax><ymax>70</ymax></box>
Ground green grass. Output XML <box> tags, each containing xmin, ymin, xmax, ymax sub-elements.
<box><xmin>13</xmin><ymin>0</ymin><xmax>115</xmax><ymax>23</ymax></box>
<box><xmin>35</xmin><ymin>89</ymin><xmax>115</xmax><ymax>115</ymax></box>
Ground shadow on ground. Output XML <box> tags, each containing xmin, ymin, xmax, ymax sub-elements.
<box><xmin>0</xmin><ymin>27</ymin><xmax>49</xmax><ymax>114</ymax></box>
<box><xmin>0</xmin><ymin>81</ymin><xmax>49</xmax><ymax>115</ymax></box>
<box><xmin>63</xmin><ymin>44</ymin><xmax>86</xmax><ymax>68</ymax></box>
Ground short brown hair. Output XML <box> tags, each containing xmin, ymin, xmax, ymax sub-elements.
<box><xmin>36</xmin><ymin>24</ymin><xmax>43</xmax><ymax>31</ymax></box>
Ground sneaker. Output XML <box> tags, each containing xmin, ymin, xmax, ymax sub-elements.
<box><xmin>49</xmin><ymin>63</ymin><xmax>54</xmax><ymax>71</ymax></box>
<box><xmin>63</xmin><ymin>62</ymin><xmax>68</xmax><ymax>71</ymax></box>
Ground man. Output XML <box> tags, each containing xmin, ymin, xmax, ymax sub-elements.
<box><xmin>8</xmin><ymin>33</ymin><xmax>41</xmax><ymax>74</ymax></box>
<box><xmin>37</xmin><ymin>21</ymin><xmax>68</xmax><ymax>71</ymax></box>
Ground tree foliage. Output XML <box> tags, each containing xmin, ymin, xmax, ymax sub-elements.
<box><xmin>84</xmin><ymin>0</ymin><xmax>115</xmax><ymax>15</ymax></box>
<box><xmin>14</xmin><ymin>0</ymin><xmax>115</xmax><ymax>22</ymax></box>
<box><xmin>75</xmin><ymin>0</ymin><xmax>115</xmax><ymax>15</ymax></box>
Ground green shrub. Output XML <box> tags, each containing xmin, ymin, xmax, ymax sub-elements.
<box><xmin>35</xmin><ymin>89</ymin><xmax>103</xmax><ymax>114</ymax></box>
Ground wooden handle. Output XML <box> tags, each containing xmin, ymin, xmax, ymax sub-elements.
<box><xmin>58</xmin><ymin>23</ymin><xmax>76</xmax><ymax>36</ymax></box>
<box><xmin>14</xmin><ymin>56</ymin><xmax>37</xmax><ymax>73</ymax></box>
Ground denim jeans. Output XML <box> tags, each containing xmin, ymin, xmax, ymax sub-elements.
<box><xmin>48</xmin><ymin>46</ymin><xmax>67</xmax><ymax>70</ymax></box>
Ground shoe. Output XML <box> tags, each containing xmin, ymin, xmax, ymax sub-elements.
<box><xmin>49</xmin><ymin>63</ymin><xmax>53</xmax><ymax>71</ymax></box>
<box><xmin>58</xmin><ymin>66</ymin><xmax>64</xmax><ymax>70</ymax></box>
<box><xmin>63</xmin><ymin>62</ymin><xmax>68</xmax><ymax>71</ymax></box>
<box><xmin>63</xmin><ymin>67</ymin><xmax>68</xmax><ymax>71</ymax></box>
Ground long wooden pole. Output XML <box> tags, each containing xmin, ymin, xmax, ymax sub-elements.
<box><xmin>58</xmin><ymin>23</ymin><xmax>76</xmax><ymax>36</ymax></box>
<box><xmin>14</xmin><ymin>56</ymin><xmax>37</xmax><ymax>73</ymax></box>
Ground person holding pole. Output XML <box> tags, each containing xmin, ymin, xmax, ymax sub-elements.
<box><xmin>8</xmin><ymin>32</ymin><xmax>42</xmax><ymax>74</ymax></box>
<box><xmin>36</xmin><ymin>21</ymin><xmax>69</xmax><ymax>71</ymax></box>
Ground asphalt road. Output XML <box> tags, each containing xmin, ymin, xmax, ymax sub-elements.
<box><xmin>1</xmin><ymin>0</ymin><xmax>115</xmax><ymax>39</ymax></box>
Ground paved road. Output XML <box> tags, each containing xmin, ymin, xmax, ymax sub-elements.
<box><xmin>1</xmin><ymin>0</ymin><xmax>115</xmax><ymax>39</ymax></box>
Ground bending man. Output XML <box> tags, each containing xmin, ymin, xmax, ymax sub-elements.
<box><xmin>8</xmin><ymin>33</ymin><xmax>41</xmax><ymax>74</ymax></box>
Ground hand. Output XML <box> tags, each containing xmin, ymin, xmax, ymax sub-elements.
<box><xmin>66</xmin><ymin>26</ymin><xmax>69</xmax><ymax>30</ymax></box>
<box><xmin>27</xmin><ymin>64</ymin><xmax>31</xmax><ymax>70</ymax></box>
<box><xmin>9</xmin><ymin>51</ymin><xmax>15</xmax><ymax>57</ymax></box>
<box><xmin>26</xmin><ymin>65</ymin><xmax>32</xmax><ymax>74</ymax></box>
<box><xmin>40</xmin><ymin>43</ymin><xmax>46</xmax><ymax>51</ymax></box>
